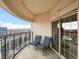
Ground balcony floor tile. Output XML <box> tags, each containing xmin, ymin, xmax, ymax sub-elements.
<box><xmin>14</xmin><ymin>45</ymin><xmax>60</xmax><ymax>59</ymax></box>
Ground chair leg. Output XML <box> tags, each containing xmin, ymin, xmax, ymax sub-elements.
<box><xmin>35</xmin><ymin>47</ymin><xmax>37</xmax><ymax>50</ymax></box>
<box><xmin>46</xmin><ymin>49</ymin><xmax>48</xmax><ymax>55</ymax></box>
<box><xmin>43</xmin><ymin>49</ymin><xmax>44</xmax><ymax>56</ymax></box>
<box><xmin>43</xmin><ymin>49</ymin><xmax>48</xmax><ymax>56</ymax></box>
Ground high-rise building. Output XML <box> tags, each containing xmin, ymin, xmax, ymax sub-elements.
<box><xmin>0</xmin><ymin>27</ymin><xmax>7</xmax><ymax>36</ymax></box>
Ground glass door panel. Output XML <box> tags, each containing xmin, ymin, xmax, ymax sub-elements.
<box><xmin>61</xmin><ymin>14</ymin><xmax>77</xmax><ymax>59</ymax></box>
<box><xmin>52</xmin><ymin>20</ymin><xmax>59</xmax><ymax>52</ymax></box>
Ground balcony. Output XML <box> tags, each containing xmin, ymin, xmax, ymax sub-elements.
<box><xmin>0</xmin><ymin>0</ymin><xmax>78</xmax><ymax>59</ymax></box>
<box><xmin>0</xmin><ymin>31</ymin><xmax>60</xmax><ymax>59</ymax></box>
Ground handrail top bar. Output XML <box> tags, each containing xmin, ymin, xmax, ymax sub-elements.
<box><xmin>0</xmin><ymin>31</ymin><xmax>31</xmax><ymax>38</ymax></box>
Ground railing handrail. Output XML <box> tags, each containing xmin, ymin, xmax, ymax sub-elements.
<box><xmin>0</xmin><ymin>31</ymin><xmax>32</xmax><ymax>59</ymax></box>
<box><xmin>0</xmin><ymin>31</ymin><xmax>31</xmax><ymax>38</ymax></box>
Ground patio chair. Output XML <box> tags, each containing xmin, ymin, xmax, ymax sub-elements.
<box><xmin>33</xmin><ymin>35</ymin><xmax>41</xmax><ymax>46</ymax></box>
<box><xmin>37</xmin><ymin>36</ymin><xmax>50</xmax><ymax>55</ymax></box>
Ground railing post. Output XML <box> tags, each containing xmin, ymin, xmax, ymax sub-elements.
<box><xmin>13</xmin><ymin>34</ymin><xmax>15</xmax><ymax>57</ymax></box>
<box><xmin>1</xmin><ymin>36</ymin><xmax>6</xmax><ymax>59</ymax></box>
<box><xmin>25</xmin><ymin>32</ymin><xmax>27</xmax><ymax>46</ymax></box>
<box><xmin>20</xmin><ymin>33</ymin><xmax>21</xmax><ymax>49</ymax></box>
<box><xmin>32</xmin><ymin>31</ymin><xmax>33</xmax><ymax>43</ymax></box>
<box><xmin>4</xmin><ymin>36</ymin><xmax>6</xmax><ymax>59</ymax></box>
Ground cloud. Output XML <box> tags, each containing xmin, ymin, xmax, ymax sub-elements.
<box><xmin>0</xmin><ymin>21</ymin><xmax>31</xmax><ymax>29</ymax></box>
<box><xmin>62</xmin><ymin>21</ymin><xmax>77</xmax><ymax>30</ymax></box>
<box><xmin>1</xmin><ymin>15</ymin><xmax>6</xmax><ymax>17</ymax></box>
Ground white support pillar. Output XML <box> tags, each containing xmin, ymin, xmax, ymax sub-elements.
<box><xmin>78</xmin><ymin>1</ymin><xmax>79</xmax><ymax>59</ymax></box>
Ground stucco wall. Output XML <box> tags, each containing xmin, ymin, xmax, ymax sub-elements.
<box><xmin>32</xmin><ymin>21</ymin><xmax>52</xmax><ymax>40</ymax></box>
<box><xmin>31</xmin><ymin>12</ymin><xmax>52</xmax><ymax>40</ymax></box>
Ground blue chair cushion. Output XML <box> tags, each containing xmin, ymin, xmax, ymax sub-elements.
<box><xmin>43</xmin><ymin>36</ymin><xmax>50</xmax><ymax>46</ymax></box>
<box><xmin>37</xmin><ymin>36</ymin><xmax>50</xmax><ymax>49</ymax></box>
<box><xmin>34</xmin><ymin>35</ymin><xmax>41</xmax><ymax>45</ymax></box>
<box><xmin>37</xmin><ymin>44</ymin><xmax>45</xmax><ymax>49</ymax></box>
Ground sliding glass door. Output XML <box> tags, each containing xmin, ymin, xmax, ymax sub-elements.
<box><xmin>61</xmin><ymin>13</ymin><xmax>77</xmax><ymax>59</ymax></box>
<box><xmin>52</xmin><ymin>10</ymin><xmax>78</xmax><ymax>59</ymax></box>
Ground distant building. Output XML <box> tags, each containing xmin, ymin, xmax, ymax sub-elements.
<box><xmin>0</xmin><ymin>27</ymin><xmax>7</xmax><ymax>36</ymax></box>
<box><xmin>7</xmin><ymin>29</ymin><xmax>31</xmax><ymax>34</ymax></box>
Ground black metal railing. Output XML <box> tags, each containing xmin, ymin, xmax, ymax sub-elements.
<box><xmin>0</xmin><ymin>31</ymin><xmax>31</xmax><ymax>59</ymax></box>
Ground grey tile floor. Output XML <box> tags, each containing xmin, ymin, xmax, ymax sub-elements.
<box><xmin>14</xmin><ymin>45</ymin><xmax>60</xmax><ymax>59</ymax></box>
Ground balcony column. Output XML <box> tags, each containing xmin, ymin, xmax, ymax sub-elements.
<box><xmin>78</xmin><ymin>1</ymin><xmax>79</xmax><ymax>59</ymax></box>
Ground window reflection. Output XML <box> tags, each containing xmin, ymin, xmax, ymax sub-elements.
<box><xmin>61</xmin><ymin>14</ymin><xmax>77</xmax><ymax>59</ymax></box>
<box><xmin>62</xmin><ymin>21</ymin><xmax>77</xmax><ymax>30</ymax></box>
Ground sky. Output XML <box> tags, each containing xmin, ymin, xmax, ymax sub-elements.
<box><xmin>0</xmin><ymin>7</ymin><xmax>31</xmax><ymax>29</ymax></box>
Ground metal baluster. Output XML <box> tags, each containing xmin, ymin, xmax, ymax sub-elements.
<box><xmin>4</xmin><ymin>36</ymin><xmax>6</xmax><ymax>59</ymax></box>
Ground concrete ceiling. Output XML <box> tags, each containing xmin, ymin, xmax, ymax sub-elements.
<box><xmin>23</xmin><ymin>0</ymin><xmax>58</xmax><ymax>15</ymax></box>
<box><xmin>0</xmin><ymin>0</ymin><xmax>76</xmax><ymax>22</ymax></box>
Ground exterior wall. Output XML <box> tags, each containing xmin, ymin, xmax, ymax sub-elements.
<box><xmin>32</xmin><ymin>13</ymin><xmax>52</xmax><ymax>40</ymax></box>
<box><xmin>32</xmin><ymin>21</ymin><xmax>52</xmax><ymax>40</ymax></box>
